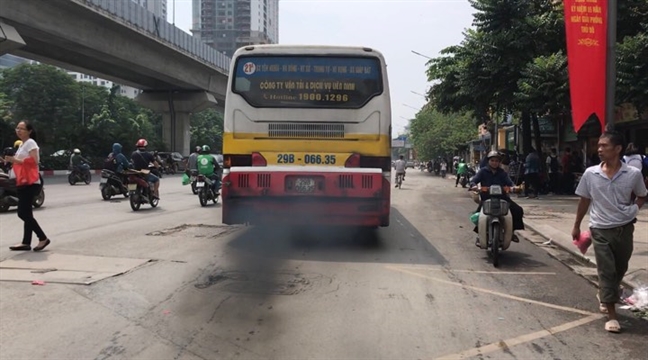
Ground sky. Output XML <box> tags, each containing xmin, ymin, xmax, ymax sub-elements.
<box><xmin>167</xmin><ymin>0</ymin><xmax>475</xmax><ymax>136</ymax></box>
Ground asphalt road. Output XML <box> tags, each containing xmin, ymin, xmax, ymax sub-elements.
<box><xmin>0</xmin><ymin>171</ymin><xmax>646</xmax><ymax>359</ymax></box>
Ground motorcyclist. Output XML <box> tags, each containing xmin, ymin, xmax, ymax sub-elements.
<box><xmin>196</xmin><ymin>145</ymin><xmax>221</xmax><ymax>193</ymax></box>
<box><xmin>130</xmin><ymin>139</ymin><xmax>160</xmax><ymax>198</ymax></box>
<box><xmin>1</xmin><ymin>140</ymin><xmax>22</xmax><ymax>173</ymax></box>
<box><xmin>185</xmin><ymin>146</ymin><xmax>202</xmax><ymax>177</ymax></box>
<box><xmin>70</xmin><ymin>148</ymin><xmax>91</xmax><ymax>174</ymax></box>
<box><xmin>394</xmin><ymin>155</ymin><xmax>407</xmax><ymax>187</ymax></box>
<box><xmin>106</xmin><ymin>143</ymin><xmax>131</xmax><ymax>173</ymax></box>
<box><xmin>455</xmin><ymin>158</ymin><xmax>468</xmax><ymax>187</ymax></box>
<box><xmin>469</xmin><ymin>150</ymin><xmax>524</xmax><ymax>245</ymax></box>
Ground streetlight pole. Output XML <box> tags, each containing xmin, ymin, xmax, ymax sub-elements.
<box><xmin>81</xmin><ymin>82</ymin><xmax>85</xmax><ymax>127</ymax></box>
<box><xmin>411</xmin><ymin>50</ymin><xmax>432</xmax><ymax>60</ymax></box>
<box><xmin>605</xmin><ymin>0</ymin><xmax>617</xmax><ymax>131</ymax></box>
<box><xmin>173</xmin><ymin>0</ymin><xmax>176</xmax><ymax>25</ymax></box>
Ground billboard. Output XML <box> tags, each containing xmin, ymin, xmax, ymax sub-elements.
<box><xmin>392</xmin><ymin>140</ymin><xmax>405</xmax><ymax>148</ymax></box>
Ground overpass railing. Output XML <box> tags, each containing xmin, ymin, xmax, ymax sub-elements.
<box><xmin>71</xmin><ymin>0</ymin><xmax>231</xmax><ymax>74</ymax></box>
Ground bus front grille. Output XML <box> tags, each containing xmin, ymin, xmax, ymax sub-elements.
<box><xmin>268</xmin><ymin>123</ymin><xmax>345</xmax><ymax>139</ymax></box>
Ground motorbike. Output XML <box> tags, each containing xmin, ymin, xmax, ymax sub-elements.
<box><xmin>99</xmin><ymin>169</ymin><xmax>129</xmax><ymax>200</ymax></box>
<box><xmin>196</xmin><ymin>174</ymin><xmax>220</xmax><ymax>206</ymax></box>
<box><xmin>471</xmin><ymin>185</ymin><xmax>514</xmax><ymax>267</ymax></box>
<box><xmin>124</xmin><ymin>169</ymin><xmax>159</xmax><ymax>211</ymax></box>
<box><xmin>189</xmin><ymin>170</ymin><xmax>199</xmax><ymax>194</ymax></box>
<box><xmin>440</xmin><ymin>168</ymin><xmax>447</xmax><ymax>178</ymax></box>
<box><xmin>458</xmin><ymin>172</ymin><xmax>470</xmax><ymax>187</ymax></box>
<box><xmin>0</xmin><ymin>172</ymin><xmax>45</xmax><ymax>212</ymax></box>
<box><xmin>68</xmin><ymin>163</ymin><xmax>92</xmax><ymax>185</ymax></box>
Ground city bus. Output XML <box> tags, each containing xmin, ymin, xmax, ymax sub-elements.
<box><xmin>221</xmin><ymin>45</ymin><xmax>392</xmax><ymax>227</ymax></box>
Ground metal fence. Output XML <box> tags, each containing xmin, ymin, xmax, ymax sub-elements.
<box><xmin>72</xmin><ymin>0</ymin><xmax>230</xmax><ymax>74</ymax></box>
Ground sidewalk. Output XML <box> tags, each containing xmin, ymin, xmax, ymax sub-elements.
<box><xmin>514</xmin><ymin>194</ymin><xmax>648</xmax><ymax>290</ymax></box>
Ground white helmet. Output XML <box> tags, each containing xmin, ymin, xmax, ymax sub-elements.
<box><xmin>73</xmin><ymin>148</ymin><xmax>81</xmax><ymax>154</ymax></box>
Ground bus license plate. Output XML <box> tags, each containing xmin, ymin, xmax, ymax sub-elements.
<box><xmin>294</xmin><ymin>178</ymin><xmax>315</xmax><ymax>193</ymax></box>
<box><xmin>266</xmin><ymin>152</ymin><xmax>349</xmax><ymax>166</ymax></box>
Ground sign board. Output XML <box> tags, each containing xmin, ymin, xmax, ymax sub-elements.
<box><xmin>392</xmin><ymin>140</ymin><xmax>405</xmax><ymax>148</ymax></box>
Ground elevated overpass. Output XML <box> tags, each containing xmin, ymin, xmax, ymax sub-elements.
<box><xmin>0</xmin><ymin>0</ymin><xmax>231</xmax><ymax>154</ymax></box>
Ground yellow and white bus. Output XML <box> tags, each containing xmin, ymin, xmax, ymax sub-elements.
<box><xmin>221</xmin><ymin>45</ymin><xmax>392</xmax><ymax>227</ymax></box>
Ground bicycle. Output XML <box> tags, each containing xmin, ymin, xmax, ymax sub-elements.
<box><xmin>395</xmin><ymin>173</ymin><xmax>404</xmax><ymax>189</ymax></box>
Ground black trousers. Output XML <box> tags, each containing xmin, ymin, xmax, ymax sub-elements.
<box><xmin>17</xmin><ymin>184</ymin><xmax>47</xmax><ymax>245</ymax></box>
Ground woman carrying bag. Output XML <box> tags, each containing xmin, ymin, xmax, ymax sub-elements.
<box><xmin>3</xmin><ymin>121</ymin><xmax>51</xmax><ymax>252</ymax></box>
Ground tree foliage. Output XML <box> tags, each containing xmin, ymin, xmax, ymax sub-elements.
<box><xmin>423</xmin><ymin>0</ymin><xmax>647</xmax><ymax>154</ymax></box>
<box><xmin>190</xmin><ymin>108</ymin><xmax>224</xmax><ymax>152</ymax></box>
<box><xmin>0</xmin><ymin>64</ymin><xmax>224</xmax><ymax>168</ymax></box>
<box><xmin>410</xmin><ymin>108</ymin><xmax>476</xmax><ymax>159</ymax></box>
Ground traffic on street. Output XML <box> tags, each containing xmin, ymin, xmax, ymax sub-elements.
<box><xmin>1</xmin><ymin>172</ymin><xmax>646</xmax><ymax>359</ymax></box>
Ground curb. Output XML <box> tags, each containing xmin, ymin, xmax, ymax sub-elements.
<box><xmin>39</xmin><ymin>169</ymin><xmax>104</xmax><ymax>176</ymax></box>
<box><xmin>522</xmin><ymin>219</ymin><xmax>641</xmax><ymax>291</ymax></box>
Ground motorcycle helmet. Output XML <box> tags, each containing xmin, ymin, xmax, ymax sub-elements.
<box><xmin>13</xmin><ymin>140</ymin><xmax>22</xmax><ymax>148</ymax></box>
<box><xmin>486</xmin><ymin>150</ymin><xmax>501</xmax><ymax>160</ymax></box>
<box><xmin>136</xmin><ymin>138</ymin><xmax>148</xmax><ymax>148</ymax></box>
<box><xmin>195</xmin><ymin>146</ymin><xmax>202</xmax><ymax>153</ymax></box>
<box><xmin>73</xmin><ymin>148</ymin><xmax>81</xmax><ymax>154</ymax></box>
<box><xmin>202</xmin><ymin>145</ymin><xmax>211</xmax><ymax>153</ymax></box>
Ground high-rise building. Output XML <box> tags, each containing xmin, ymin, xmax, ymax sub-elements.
<box><xmin>193</xmin><ymin>0</ymin><xmax>279</xmax><ymax>58</ymax></box>
<box><xmin>67</xmin><ymin>72</ymin><xmax>142</xmax><ymax>99</ymax></box>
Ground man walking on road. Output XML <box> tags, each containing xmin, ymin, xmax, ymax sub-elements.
<box><xmin>572</xmin><ymin>131</ymin><xmax>647</xmax><ymax>333</ymax></box>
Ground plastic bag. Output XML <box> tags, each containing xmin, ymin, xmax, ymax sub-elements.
<box><xmin>572</xmin><ymin>230</ymin><xmax>591</xmax><ymax>255</ymax></box>
<box><xmin>620</xmin><ymin>286</ymin><xmax>648</xmax><ymax>312</ymax></box>
<box><xmin>470</xmin><ymin>212</ymin><xmax>479</xmax><ymax>225</ymax></box>
<box><xmin>13</xmin><ymin>157</ymin><xmax>40</xmax><ymax>186</ymax></box>
<box><xmin>181</xmin><ymin>173</ymin><xmax>190</xmax><ymax>186</ymax></box>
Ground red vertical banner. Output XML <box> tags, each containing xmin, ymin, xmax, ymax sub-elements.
<box><xmin>564</xmin><ymin>0</ymin><xmax>607</xmax><ymax>133</ymax></box>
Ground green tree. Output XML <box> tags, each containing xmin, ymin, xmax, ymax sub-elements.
<box><xmin>0</xmin><ymin>92</ymin><xmax>15</xmax><ymax>148</ymax></box>
<box><xmin>0</xmin><ymin>64</ymin><xmax>79</xmax><ymax>150</ymax></box>
<box><xmin>617</xmin><ymin>26</ymin><xmax>648</xmax><ymax>115</ymax></box>
<box><xmin>410</xmin><ymin>108</ymin><xmax>476</xmax><ymax>160</ymax></box>
<box><xmin>190</xmin><ymin>109</ymin><xmax>224</xmax><ymax>152</ymax></box>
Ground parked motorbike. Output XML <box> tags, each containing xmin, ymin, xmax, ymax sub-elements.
<box><xmin>162</xmin><ymin>160</ymin><xmax>177</xmax><ymax>175</ymax></box>
<box><xmin>196</xmin><ymin>174</ymin><xmax>220</xmax><ymax>206</ymax></box>
<box><xmin>124</xmin><ymin>169</ymin><xmax>159</xmax><ymax>211</ymax></box>
<box><xmin>471</xmin><ymin>185</ymin><xmax>514</xmax><ymax>267</ymax></box>
<box><xmin>0</xmin><ymin>172</ymin><xmax>45</xmax><ymax>212</ymax></box>
<box><xmin>68</xmin><ymin>164</ymin><xmax>92</xmax><ymax>185</ymax></box>
<box><xmin>99</xmin><ymin>169</ymin><xmax>129</xmax><ymax>200</ymax></box>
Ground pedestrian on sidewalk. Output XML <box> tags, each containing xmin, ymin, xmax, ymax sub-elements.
<box><xmin>524</xmin><ymin>148</ymin><xmax>540</xmax><ymax>198</ymax></box>
<box><xmin>4</xmin><ymin>121</ymin><xmax>51</xmax><ymax>252</ymax></box>
<box><xmin>572</xmin><ymin>131</ymin><xmax>647</xmax><ymax>333</ymax></box>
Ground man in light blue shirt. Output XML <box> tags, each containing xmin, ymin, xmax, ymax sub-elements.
<box><xmin>572</xmin><ymin>131</ymin><xmax>647</xmax><ymax>333</ymax></box>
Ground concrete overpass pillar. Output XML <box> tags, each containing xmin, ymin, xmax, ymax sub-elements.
<box><xmin>136</xmin><ymin>91</ymin><xmax>218</xmax><ymax>155</ymax></box>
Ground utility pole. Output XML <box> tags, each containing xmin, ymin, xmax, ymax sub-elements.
<box><xmin>604</xmin><ymin>0</ymin><xmax>617</xmax><ymax>131</ymax></box>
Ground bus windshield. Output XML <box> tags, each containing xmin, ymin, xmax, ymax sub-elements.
<box><xmin>232</xmin><ymin>55</ymin><xmax>383</xmax><ymax>109</ymax></box>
